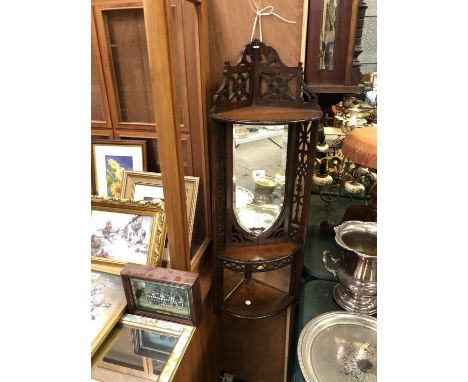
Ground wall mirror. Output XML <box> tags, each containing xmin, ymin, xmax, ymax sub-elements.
<box><xmin>232</xmin><ymin>124</ymin><xmax>288</xmax><ymax>236</ymax></box>
<box><xmin>318</xmin><ymin>0</ymin><xmax>340</xmax><ymax>70</ymax></box>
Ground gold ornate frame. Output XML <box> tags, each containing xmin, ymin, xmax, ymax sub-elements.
<box><xmin>91</xmin><ymin>314</ymin><xmax>195</xmax><ymax>382</ymax></box>
<box><xmin>121</xmin><ymin>171</ymin><xmax>199</xmax><ymax>245</ymax></box>
<box><xmin>91</xmin><ymin>271</ymin><xmax>127</xmax><ymax>357</ymax></box>
<box><xmin>91</xmin><ymin>196</ymin><xmax>167</xmax><ymax>273</ymax></box>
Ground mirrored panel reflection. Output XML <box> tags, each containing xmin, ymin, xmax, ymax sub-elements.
<box><xmin>92</xmin><ymin>325</ymin><xmax>180</xmax><ymax>381</ymax></box>
<box><xmin>233</xmin><ymin>124</ymin><xmax>288</xmax><ymax>236</ymax></box>
<box><xmin>318</xmin><ymin>0</ymin><xmax>339</xmax><ymax>70</ymax></box>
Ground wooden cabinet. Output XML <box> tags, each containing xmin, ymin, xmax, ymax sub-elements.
<box><xmin>304</xmin><ymin>0</ymin><xmax>368</xmax><ymax>95</ymax></box>
<box><xmin>91</xmin><ymin>0</ymin><xmax>211</xmax><ymax>272</ymax></box>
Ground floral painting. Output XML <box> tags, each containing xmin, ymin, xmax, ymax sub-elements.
<box><xmin>91</xmin><ymin>210</ymin><xmax>153</xmax><ymax>265</ymax></box>
<box><xmin>91</xmin><ymin>271</ymin><xmax>126</xmax><ymax>355</ymax></box>
<box><xmin>105</xmin><ymin>155</ymin><xmax>133</xmax><ymax>197</ymax></box>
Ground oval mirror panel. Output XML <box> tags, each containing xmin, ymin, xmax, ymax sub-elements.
<box><xmin>233</xmin><ymin>124</ymin><xmax>288</xmax><ymax>236</ymax></box>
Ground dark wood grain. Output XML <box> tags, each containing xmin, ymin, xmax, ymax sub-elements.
<box><xmin>212</xmin><ymin>105</ymin><xmax>322</xmax><ymax>124</ymax></box>
<box><xmin>220</xmin><ymin>241</ymin><xmax>300</xmax><ymax>262</ymax></box>
<box><xmin>221</xmin><ymin>309</ymin><xmax>290</xmax><ymax>382</ymax></box>
<box><xmin>223</xmin><ymin>278</ymin><xmax>293</xmax><ymax>319</ymax></box>
<box><xmin>171</xmin><ymin>289</ymin><xmax>221</xmax><ymax>382</ymax></box>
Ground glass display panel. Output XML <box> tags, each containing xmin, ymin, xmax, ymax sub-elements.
<box><xmin>93</xmin><ymin>325</ymin><xmax>180</xmax><ymax>380</ymax></box>
<box><xmin>318</xmin><ymin>0</ymin><xmax>339</xmax><ymax>70</ymax></box>
<box><xmin>232</xmin><ymin>124</ymin><xmax>288</xmax><ymax>236</ymax></box>
<box><xmin>130</xmin><ymin>278</ymin><xmax>192</xmax><ymax>320</ymax></box>
<box><xmin>102</xmin><ymin>327</ymin><xmax>145</xmax><ymax>371</ymax></box>
<box><xmin>91</xmin><ymin>44</ymin><xmax>105</xmax><ymax>122</ymax></box>
<box><xmin>104</xmin><ymin>9</ymin><xmax>155</xmax><ymax>123</ymax></box>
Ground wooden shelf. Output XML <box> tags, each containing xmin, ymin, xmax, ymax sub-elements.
<box><xmin>223</xmin><ymin>278</ymin><xmax>294</xmax><ymax>319</ymax></box>
<box><xmin>219</xmin><ymin>242</ymin><xmax>301</xmax><ymax>263</ymax></box>
<box><xmin>305</xmin><ymin>84</ymin><xmax>365</xmax><ymax>94</ymax></box>
<box><xmin>211</xmin><ymin>105</ymin><xmax>322</xmax><ymax>124</ymax></box>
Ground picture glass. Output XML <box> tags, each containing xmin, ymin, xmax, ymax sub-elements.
<box><xmin>91</xmin><ymin>271</ymin><xmax>126</xmax><ymax>347</ymax></box>
<box><xmin>134</xmin><ymin>184</ymin><xmax>165</xmax><ymax>201</ymax></box>
<box><xmin>94</xmin><ymin>144</ymin><xmax>144</xmax><ymax>197</ymax></box>
<box><xmin>91</xmin><ymin>210</ymin><xmax>153</xmax><ymax>264</ymax></box>
<box><xmin>130</xmin><ymin>278</ymin><xmax>191</xmax><ymax>320</ymax></box>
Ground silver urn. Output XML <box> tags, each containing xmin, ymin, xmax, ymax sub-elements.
<box><xmin>323</xmin><ymin>221</ymin><xmax>377</xmax><ymax>315</ymax></box>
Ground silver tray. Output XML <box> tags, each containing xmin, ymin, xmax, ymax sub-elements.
<box><xmin>235</xmin><ymin>186</ymin><xmax>254</xmax><ymax>208</ymax></box>
<box><xmin>235</xmin><ymin>204</ymin><xmax>280</xmax><ymax>233</ymax></box>
<box><xmin>297</xmin><ymin>312</ymin><xmax>377</xmax><ymax>382</ymax></box>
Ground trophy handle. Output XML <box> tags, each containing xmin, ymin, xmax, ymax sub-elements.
<box><xmin>322</xmin><ymin>250</ymin><xmax>341</xmax><ymax>279</ymax></box>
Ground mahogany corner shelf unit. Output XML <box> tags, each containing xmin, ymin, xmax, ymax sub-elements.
<box><xmin>210</xmin><ymin>39</ymin><xmax>322</xmax><ymax>319</ymax></box>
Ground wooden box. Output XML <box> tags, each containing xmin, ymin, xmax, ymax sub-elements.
<box><xmin>120</xmin><ymin>263</ymin><xmax>202</xmax><ymax>326</ymax></box>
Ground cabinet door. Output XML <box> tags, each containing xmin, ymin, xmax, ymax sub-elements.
<box><xmin>92</xmin><ymin>13</ymin><xmax>113</xmax><ymax>132</ymax></box>
<box><xmin>93</xmin><ymin>1</ymin><xmax>156</xmax><ymax>132</ymax></box>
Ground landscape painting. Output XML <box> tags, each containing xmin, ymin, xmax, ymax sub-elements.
<box><xmin>91</xmin><ymin>210</ymin><xmax>153</xmax><ymax>265</ymax></box>
<box><xmin>105</xmin><ymin>155</ymin><xmax>134</xmax><ymax>197</ymax></box>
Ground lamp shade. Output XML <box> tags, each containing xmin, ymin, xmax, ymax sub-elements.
<box><xmin>341</xmin><ymin>127</ymin><xmax>377</xmax><ymax>169</ymax></box>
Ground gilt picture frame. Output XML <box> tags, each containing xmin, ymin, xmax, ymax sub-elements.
<box><xmin>91</xmin><ymin>270</ymin><xmax>127</xmax><ymax>357</ymax></box>
<box><xmin>91</xmin><ymin>140</ymin><xmax>147</xmax><ymax>198</ymax></box>
<box><xmin>121</xmin><ymin>171</ymin><xmax>199</xmax><ymax>245</ymax></box>
<box><xmin>121</xmin><ymin>171</ymin><xmax>199</xmax><ymax>266</ymax></box>
<box><xmin>91</xmin><ymin>196</ymin><xmax>167</xmax><ymax>273</ymax></box>
<box><xmin>91</xmin><ymin>314</ymin><xmax>195</xmax><ymax>382</ymax></box>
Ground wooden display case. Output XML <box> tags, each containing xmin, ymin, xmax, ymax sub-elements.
<box><xmin>91</xmin><ymin>0</ymin><xmax>211</xmax><ymax>272</ymax></box>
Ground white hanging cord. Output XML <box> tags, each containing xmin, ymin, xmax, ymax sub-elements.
<box><xmin>249</xmin><ymin>0</ymin><xmax>296</xmax><ymax>42</ymax></box>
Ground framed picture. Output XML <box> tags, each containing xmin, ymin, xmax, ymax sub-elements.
<box><xmin>121</xmin><ymin>263</ymin><xmax>202</xmax><ymax>326</ymax></box>
<box><xmin>92</xmin><ymin>140</ymin><xmax>147</xmax><ymax>197</ymax></box>
<box><xmin>121</xmin><ymin>171</ymin><xmax>199</xmax><ymax>245</ymax></box>
<box><xmin>91</xmin><ymin>196</ymin><xmax>167</xmax><ymax>273</ymax></box>
<box><xmin>91</xmin><ymin>270</ymin><xmax>127</xmax><ymax>356</ymax></box>
<box><xmin>91</xmin><ymin>314</ymin><xmax>195</xmax><ymax>381</ymax></box>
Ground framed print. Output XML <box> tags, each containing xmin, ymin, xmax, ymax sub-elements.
<box><xmin>92</xmin><ymin>314</ymin><xmax>195</xmax><ymax>382</ymax></box>
<box><xmin>121</xmin><ymin>171</ymin><xmax>199</xmax><ymax>245</ymax></box>
<box><xmin>121</xmin><ymin>263</ymin><xmax>202</xmax><ymax>326</ymax></box>
<box><xmin>92</xmin><ymin>140</ymin><xmax>147</xmax><ymax>197</ymax></box>
<box><xmin>91</xmin><ymin>270</ymin><xmax>127</xmax><ymax>356</ymax></box>
<box><xmin>91</xmin><ymin>196</ymin><xmax>167</xmax><ymax>272</ymax></box>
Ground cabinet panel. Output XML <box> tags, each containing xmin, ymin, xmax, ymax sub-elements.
<box><xmin>93</xmin><ymin>1</ymin><xmax>156</xmax><ymax>131</ymax></box>
<box><xmin>104</xmin><ymin>8</ymin><xmax>155</xmax><ymax>124</ymax></box>
<box><xmin>170</xmin><ymin>0</ymin><xmax>190</xmax><ymax>133</ymax></box>
<box><xmin>91</xmin><ymin>48</ymin><xmax>105</xmax><ymax>122</ymax></box>
<box><xmin>92</xmin><ymin>13</ymin><xmax>113</xmax><ymax>129</ymax></box>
